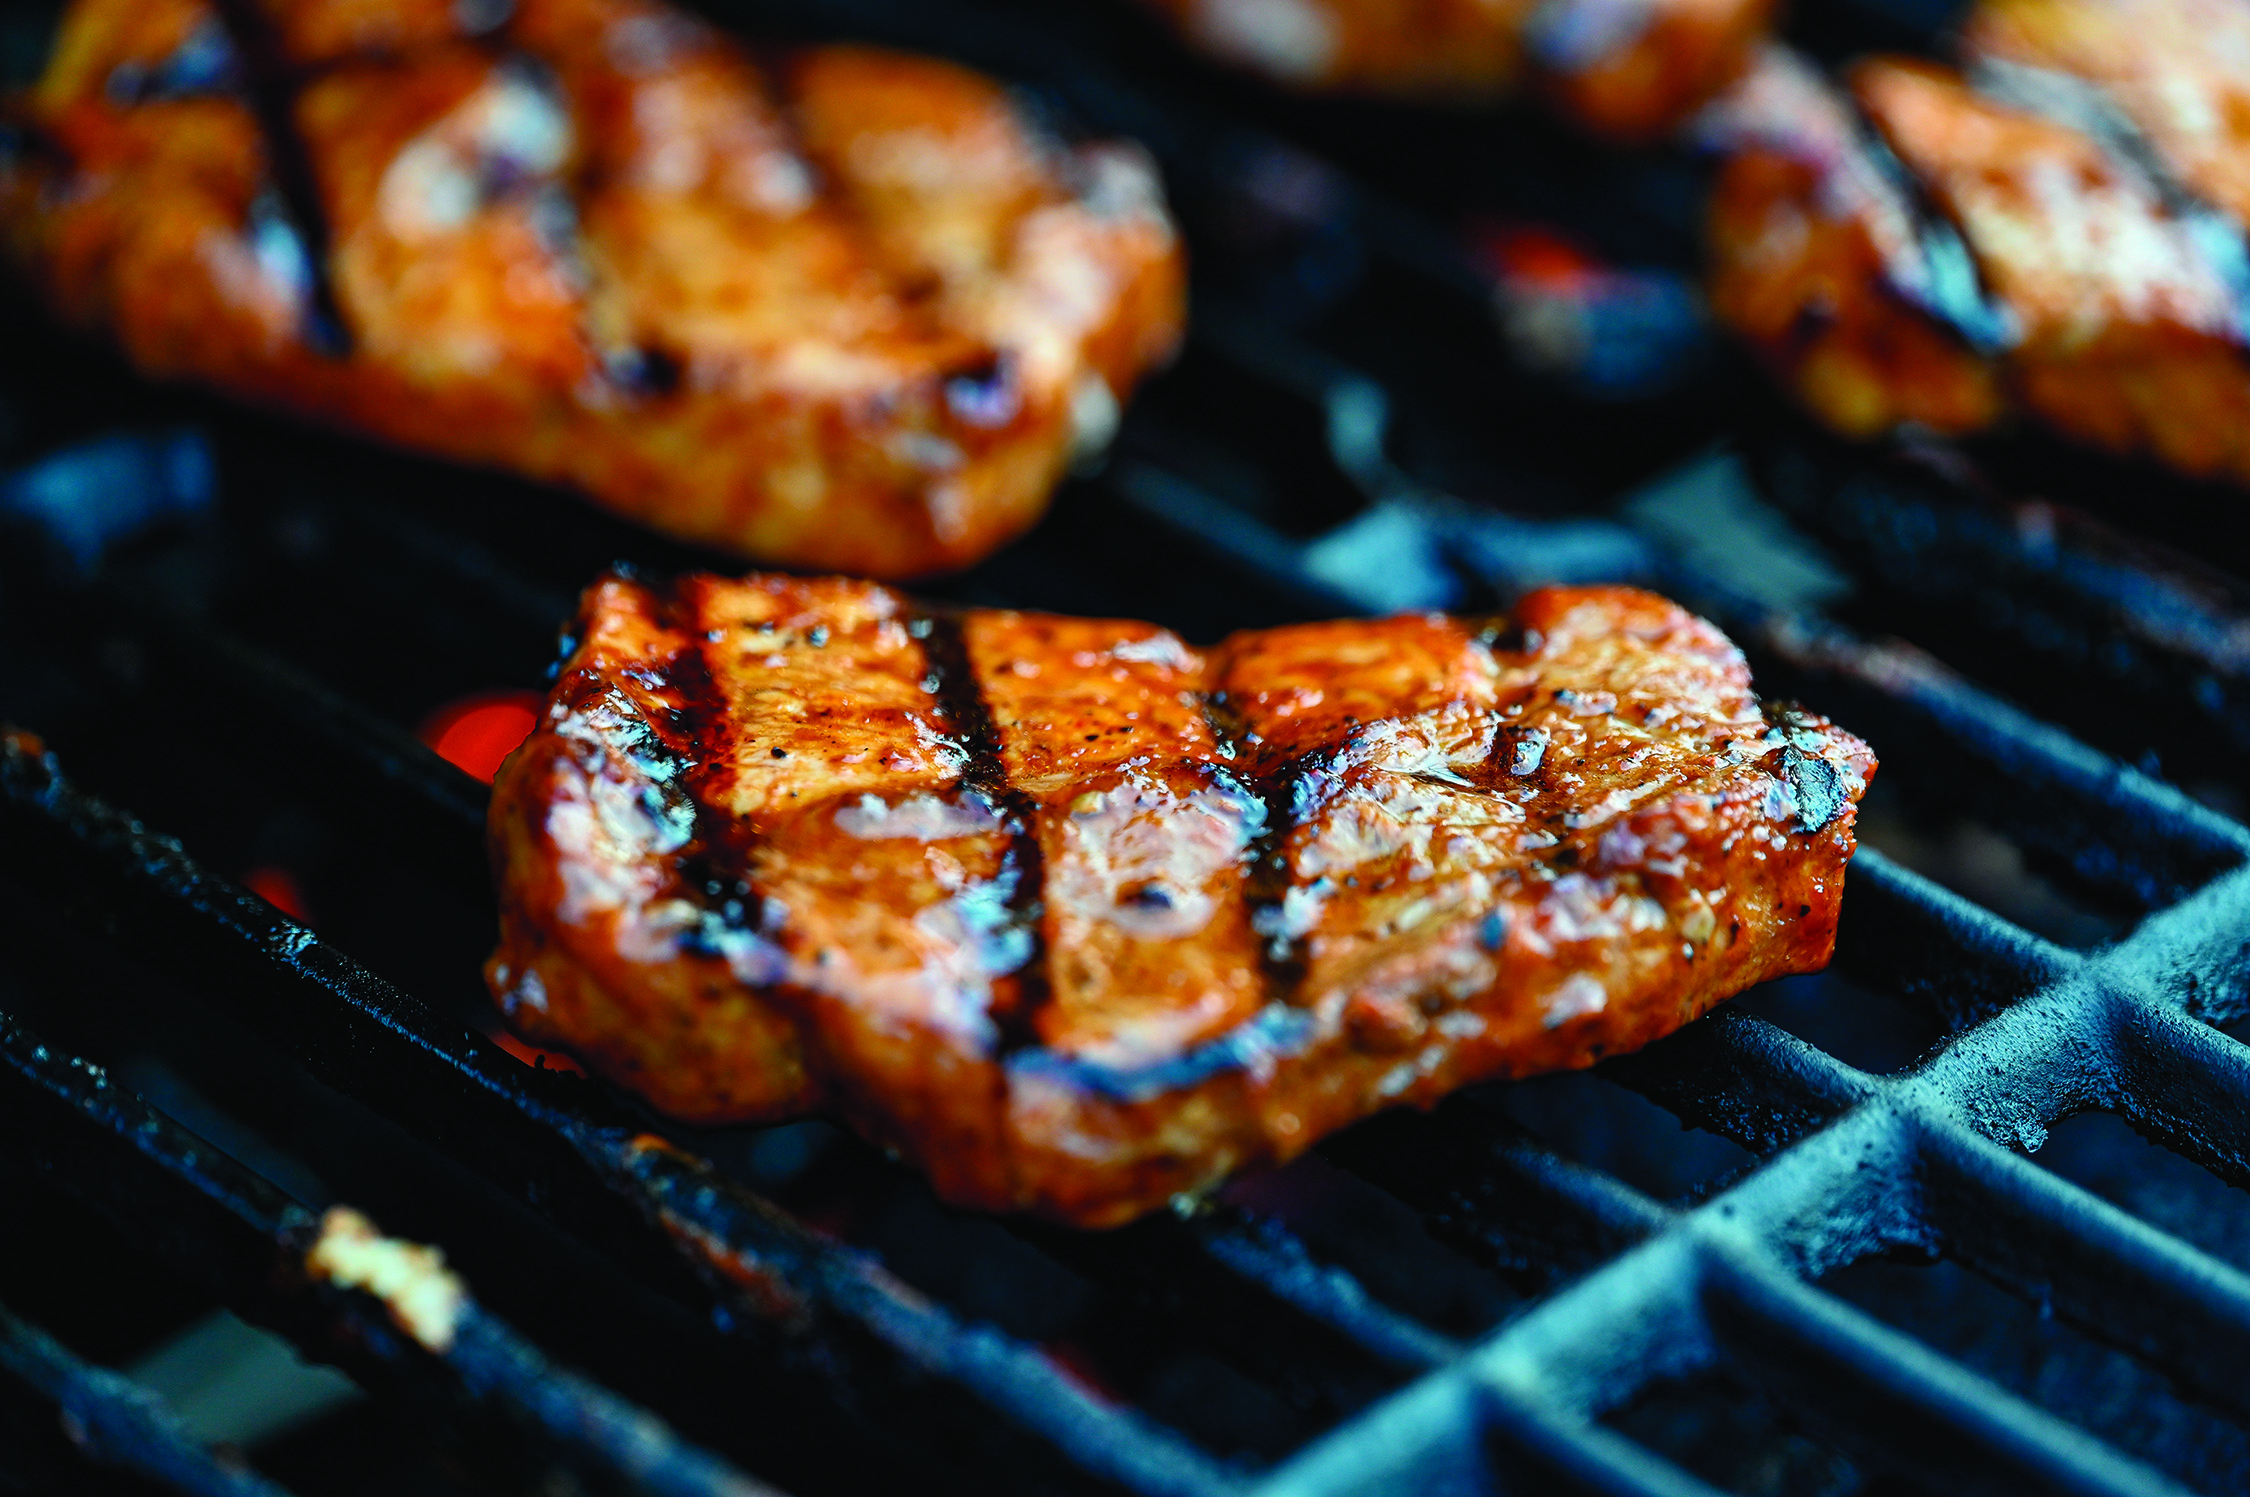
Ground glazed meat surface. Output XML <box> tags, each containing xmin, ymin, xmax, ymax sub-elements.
<box><xmin>1137</xmin><ymin>0</ymin><xmax>1773</xmax><ymax>139</ymax></box>
<box><xmin>1703</xmin><ymin>16</ymin><xmax>2250</xmax><ymax>484</ymax></box>
<box><xmin>2</xmin><ymin>0</ymin><xmax>1184</xmax><ymax>577</ymax></box>
<box><xmin>1700</xmin><ymin>49</ymin><xmax>2007</xmax><ymax>437</ymax></box>
<box><xmin>1963</xmin><ymin>0</ymin><xmax>2250</xmax><ymax>226</ymax></box>
<box><xmin>488</xmin><ymin>573</ymin><xmax>1874</xmax><ymax>1226</ymax></box>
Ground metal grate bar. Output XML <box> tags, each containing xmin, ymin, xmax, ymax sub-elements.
<box><xmin>605</xmin><ymin>1139</ymin><xmax>1238</xmax><ymax>1497</ymax></box>
<box><xmin>8</xmin><ymin>478</ymin><xmax>1516</xmax><ymax>1486</ymax></box>
<box><xmin>1105</xmin><ymin>462</ymin><xmax>1365</xmax><ymax>614</ymax></box>
<box><xmin>0</xmin><ymin>1007</ymin><xmax>781</xmax><ymax>1497</ymax></box>
<box><xmin>0</xmin><ymin>734</ymin><xmax>1243</xmax><ymax>1497</ymax></box>
<box><xmin>21</xmin><ymin>0</ymin><xmax>2250</xmax><ymax>1484</ymax></box>
<box><xmin>1093</xmin><ymin>338</ymin><xmax>2248</xmax><ymax>923</ymax></box>
<box><xmin>1694</xmin><ymin>1245</ymin><xmax>2196</xmax><ymax>1497</ymax></box>
<box><xmin>1753</xmin><ymin>617</ymin><xmax>2250</xmax><ymax>903</ymax></box>
<box><xmin>1177</xmin><ymin>1214</ymin><xmax>1467</xmax><ymax>1371</ymax></box>
<box><xmin>2110</xmin><ymin>1000</ymin><xmax>2250</xmax><ymax>1176</ymax></box>
<box><xmin>101</xmin><ymin>586</ymin><xmax>491</xmax><ymax>829</ymax></box>
<box><xmin>0</xmin><ymin>1300</ymin><xmax>299</xmax><ymax>1497</ymax></box>
<box><xmin>1832</xmin><ymin>848</ymin><xmax>2079</xmax><ymax>1029</ymax></box>
<box><xmin>1670</xmin><ymin>1106</ymin><xmax>1925</xmax><ymax>1278</ymax></box>
<box><xmin>1270</xmin><ymin>826</ymin><xmax>2250</xmax><ymax>1493</ymax></box>
<box><xmin>1271</xmin><ymin>1106</ymin><xmax>2200</xmax><ymax>1496</ymax></box>
<box><xmin>1478</xmin><ymin>1386</ymin><xmax>1730</xmax><ymax>1497</ymax></box>
<box><xmin>1601</xmin><ymin>1008</ymin><xmax>1875</xmax><ymax>1156</ymax></box>
<box><xmin>1254</xmin><ymin>1376</ymin><xmax>1504</xmax><ymax>1497</ymax></box>
<box><xmin>1913</xmin><ymin>1113</ymin><xmax>2250</xmax><ymax>1422</ymax></box>
<box><xmin>311</xmin><ymin>491</ymin><xmax>581</xmax><ymax>632</ymax></box>
<box><xmin>1764</xmin><ymin>451</ymin><xmax>2250</xmax><ymax>773</ymax></box>
<box><xmin>1321</xmin><ymin>1102</ymin><xmax>1671</xmax><ymax>1288</ymax></box>
<box><xmin>1907</xmin><ymin>982</ymin><xmax>2129</xmax><ymax>1138</ymax></box>
<box><xmin>37</xmin><ymin>470</ymin><xmax>2250</xmax><ymax>1495</ymax></box>
<box><xmin>18</xmin><ymin>330</ymin><xmax>2250</xmax><ymax>1496</ymax></box>
<box><xmin>1256</xmin><ymin>1366</ymin><xmax>1742</xmax><ymax>1497</ymax></box>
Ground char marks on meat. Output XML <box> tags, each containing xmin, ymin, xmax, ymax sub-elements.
<box><xmin>1703</xmin><ymin>0</ymin><xmax>2250</xmax><ymax>485</ymax></box>
<box><xmin>488</xmin><ymin>573</ymin><xmax>1874</xmax><ymax>1227</ymax></box>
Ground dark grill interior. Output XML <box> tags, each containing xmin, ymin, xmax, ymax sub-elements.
<box><xmin>11</xmin><ymin>0</ymin><xmax>2250</xmax><ymax>1493</ymax></box>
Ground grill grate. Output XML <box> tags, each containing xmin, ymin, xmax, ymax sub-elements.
<box><xmin>13</xmin><ymin>0</ymin><xmax>2250</xmax><ymax>1493</ymax></box>
<box><xmin>0</xmin><ymin>988</ymin><xmax>779</xmax><ymax>1497</ymax></box>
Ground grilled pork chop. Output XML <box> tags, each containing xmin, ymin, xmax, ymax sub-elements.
<box><xmin>1</xmin><ymin>0</ymin><xmax>1183</xmax><ymax>577</ymax></box>
<box><xmin>1137</xmin><ymin>0</ymin><xmax>1774</xmax><ymax>139</ymax></box>
<box><xmin>487</xmin><ymin>572</ymin><xmax>1873</xmax><ymax>1226</ymax></box>
<box><xmin>1704</xmin><ymin>18</ymin><xmax>2250</xmax><ymax>483</ymax></box>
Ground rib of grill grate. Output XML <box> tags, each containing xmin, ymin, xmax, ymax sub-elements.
<box><xmin>0</xmin><ymin>949</ymin><xmax>779</xmax><ymax>1497</ymax></box>
<box><xmin>15</xmin><ymin>430</ymin><xmax>2250</xmax><ymax>1494</ymax></box>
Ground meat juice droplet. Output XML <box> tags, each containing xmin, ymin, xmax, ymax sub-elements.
<box><xmin>421</xmin><ymin>691</ymin><xmax>544</xmax><ymax>782</ymax></box>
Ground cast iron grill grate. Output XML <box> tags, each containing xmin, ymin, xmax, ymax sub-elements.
<box><xmin>12</xmin><ymin>0</ymin><xmax>2250</xmax><ymax>1494</ymax></box>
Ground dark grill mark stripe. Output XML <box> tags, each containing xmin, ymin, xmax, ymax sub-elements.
<box><xmin>1199</xmin><ymin>684</ymin><xmax>1309</xmax><ymax>1008</ymax></box>
<box><xmin>1965</xmin><ymin>56</ymin><xmax>2250</xmax><ymax>344</ymax></box>
<box><xmin>207</xmin><ymin>6</ymin><xmax>603</xmax><ymax>370</ymax></box>
<box><xmin>210</xmin><ymin>0</ymin><xmax>356</xmax><ymax>356</ymax></box>
<box><xmin>669</xmin><ymin>580</ymin><xmax>751</xmax><ymax>896</ymax></box>
<box><xmin>914</xmin><ymin>608</ymin><xmax>1050</xmax><ymax>1054</ymax></box>
<box><xmin>621</xmin><ymin>577</ymin><xmax>766</xmax><ymax>951</ymax></box>
<box><xmin>1845</xmin><ymin>92</ymin><xmax>2019</xmax><ymax>357</ymax></box>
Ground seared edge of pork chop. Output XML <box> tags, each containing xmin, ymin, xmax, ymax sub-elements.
<box><xmin>488</xmin><ymin>573</ymin><xmax>1873</xmax><ymax>1226</ymax></box>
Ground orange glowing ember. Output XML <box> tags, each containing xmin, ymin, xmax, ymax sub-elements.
<box><xmin>421</xmin><ymin>691</ymin><xmax>542</xmax><ymax>784</ymax></box>
<box><xmin>242</xmin><ymin>865</ymin><xmax>313</xmax><ymax>925</ymax></box>
<box><xmin>1477</xmin><ymin>224</ymin><xmax>1601</xmax><ymax>290</ymax></box>
<box><xmin>490</xmin><ymin>1026</ymin><xmax>587</xmax><ymax>1076</ymax></box>
<box><xmin>1041</xmin><ymin>1341</ymin><xmax>1124</xmax><ymax>1405</ymax></box>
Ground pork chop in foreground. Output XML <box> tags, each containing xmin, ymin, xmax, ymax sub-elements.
<box><xmin>488</xmin><ymin>573</ymin><xmax>1874</xmax><ymax>1226</ymax></box>
<box><xmin>2</xmin><ymin>0</ymin><xmax>1183</xmax><ymax>577</ymax></box>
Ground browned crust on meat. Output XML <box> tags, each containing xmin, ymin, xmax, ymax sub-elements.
<box><xmin>1855</xmin><ymin>54</ymin><xmax>2250</xmax><ymax>483</ymax></box>
<box><xmin>1700</xmin><ymin>49</ymin><xmax>2004</xmax><ymax>438</ymax></box>
<box><xmin>1703</xmin><ymin>38</ymin><xmax>2250</xmax><ymax>484</ymax></box>
<box><xmin>1135</xmin><ymin>0</ymin><xmax>1769</xmax><ymax>139</ymax></box>
<box><xmin>488</xmin><ymin>573</ymin><xmax>1874</xmax><ymax>1227</ymax></box>
<box><xmin>1961</xmin><ymin>0</ymin><xmax>2250</xmax><ymax>229</ymax></box>
<box><xmin>1544</xmin><ymin>0</ymin><xmax>1779</xmax><ymax>142</ymax></box>
<box><xmin>2</xmin><ymin>0</ymin><xmax>1185</xmax><ymax>578</ymax></box>
<box><xmin>1707</xmin><ymin>140</ymin><xmax>2006</xmax><ymax>438</ymax></box>
<box><xmin>1136</xmin><ymin>0</ymin><xmax>1536</xmax><ymax>101</ymax></box>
